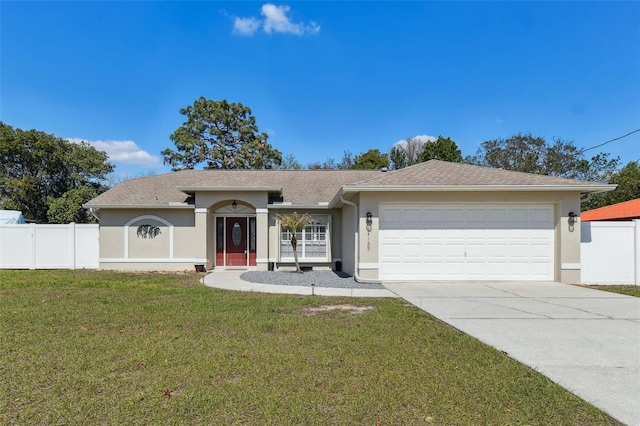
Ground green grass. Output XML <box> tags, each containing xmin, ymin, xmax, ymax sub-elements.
<box><xmin>0</xmin><ymin>270</ymin><xmax>621</xmax><ymax>425</ymax></box>
<box><xmin>588</xmin><ymin>285</ymin><xmax>640</xmax><ymax>298</ymax></box>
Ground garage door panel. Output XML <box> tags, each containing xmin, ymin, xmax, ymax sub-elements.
<box><xmin>466</xmin><ymin>261</ymin><xmax>488</xmax><ymax>276</ymax></box>
<box><xmin>423</xmin><ymin>260</ymin><xmax>444</xmax><ymax>273</ymax></box>
<box><xmin>531</xmin><ymin>244</ymin><xmax>553</xmax><ymax>258</ymax></box>
<box><xmin>402</xmin><ymin>208</ymin><xmax>422</xmax><ymax>222</ymax></box>
<box><xmin>486</xmin><ymin>245</ymin><xmax>508</xmax><ymax>257</ymax></box>
<box><xmin>423</xmin><ymin>245</ymin><xmax>444</xmax><ymax>257</ymax></box>
<box><xmin>531</xmin><ymin>208</ymin><xmax>552</xmax><ymax>222</ymax></box>
<box><xmin>379</xmin><ymin>203</ymin><xmax>554</xmax><ymax>281</ymax></box>
<box><xmin>466</xmin><ymin>243</ymin><xmax>487</xmax><ymax>257</ymax></box>
<box><xmin>446</xmin><ymin>209</ymin><xmax>466</xmax><ymax>222</ymax></box>
<box><xmin>444</xmin><ymin>243</ymin><xmax>465</xmax><ymax>257</ymax></box>
<box><xmin>423</xmin><ymin>209</ymin><xmax>444</xmax><ymax>224</ymax></box>
<box><xmin>403</xmin><ymin>243</ymin><xmax>423</xmax><ymax>258</ymax></box>
<box><xmin>401</xmin><ymin>261</ymin><xmax>426</xmax><ymax>277</ymax></box>
<box><xmin>487</xmin><ymin>261</ymin><xmax>508</xmax><ymax>274</ymax></box>
<box><xmin>509</xmin><ymin>243</ymin><xmax>532</xmax><ymax>257</ymax></box>
<box><xmin>380</xmin><ymin>242</ymin><xmax>402</xmax><ymax>258</ymax></box>
<box><xmin>488</xmin><ymin>209</ymin><xmax>507</xmax><ymax>222</ymax></box>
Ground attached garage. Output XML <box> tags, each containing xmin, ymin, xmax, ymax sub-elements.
<box><xmin>379</xmin><ymin>203</ymin><xmax>555</xmax><ymax>281</ymax></box>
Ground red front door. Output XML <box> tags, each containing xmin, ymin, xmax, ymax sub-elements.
<box><xmin>225</xmin><ymin>217</ymin><xmax>247</xmax><ymax>266</ymax></box>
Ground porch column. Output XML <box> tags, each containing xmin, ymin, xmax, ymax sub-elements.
<box><xmin>194</xmin><ymin>208</ymin><xmax>209</xmax><ymax>268</ymax></box>
<box><xmin>256</xmin><ymin>208</ymin><xmax>269</xmax><ymax>271</ymax></box>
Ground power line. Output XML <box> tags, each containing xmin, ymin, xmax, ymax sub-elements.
<box><xmin>578</xmin><ymin>128</ymin><xmax>640</xmax><ymax>154</ymax></box>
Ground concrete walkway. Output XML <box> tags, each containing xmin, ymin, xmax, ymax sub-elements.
<box><xmin>384</xmin><ymin>281</ymin><xmax>640</xmax><ymax>426</ymax></box>
<box><xmin>202</xmin><ymin>270</ymin><xmax>398</xmax><ymax>298</ymax></box>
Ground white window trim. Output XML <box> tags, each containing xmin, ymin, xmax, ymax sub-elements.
<box><xmin>279</xmin><ymin>215</ymin><xmax>331</xmax><ymax>263</ymax></box>
<box><xmin>124</xmin><ymin>215</ymin><xmax>174</xmax><ymax>259</ymax></box>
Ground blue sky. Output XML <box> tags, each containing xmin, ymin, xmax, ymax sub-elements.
<box><xmin>2</xmin><ymin>1</ymin><xmax>639</xmax><ymax>178</ymax></box>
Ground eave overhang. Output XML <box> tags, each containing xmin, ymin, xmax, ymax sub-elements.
<box><xmin>82</xmin><ymin>204</ymin><xmax>196</xmax><ymax>210</ymax></box>
<box><xmin>176</xmin><ymin>186</ymin><xmax>282</xmax><ymax>193</ymax></box>
<box><xmin>328</xmin><ymin>184</ymin><xmax>616</xmax><ymax>208</ymax></box>
<box><xmin>267</xmin><ymin>203</ymin><xmax>332</xmax><ymax>210</ymax></box>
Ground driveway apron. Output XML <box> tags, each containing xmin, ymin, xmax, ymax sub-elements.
<box><xmin>384</xmin><ymin>281</ymin><xmax>640</xmax><ymax>426</ymax></box>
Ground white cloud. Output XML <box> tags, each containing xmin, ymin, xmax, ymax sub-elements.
<box><xmin>233</xmin><ymin>16</ymin><xmax>261</xmax><ymax>36</ymax></box>
<box><xmin>67</xmin><ymin>138</ymin><xmax>160</xmax><ymax>165</ymax></box>
<box><xmin>232</xmin><ymin>3</ymin><xmax>320</xmax><ymax>37</ymax></box>
<box><xmin>261</xmin><ymin>4</ymin><xmax>320</xmax><ymax>35</ymax></box>
<box><xmin>394</xmin><ymin>134</ymin><xmax>437</xmax><ymax>147</ymax></box>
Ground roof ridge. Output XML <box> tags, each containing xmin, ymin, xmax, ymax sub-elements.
<box><xmin>348</xmin><ymin>159</ymin><xmax>450</xmax><ymax>185</ymax></box>
<box><xmin>453</xmin><ymin>161</ymin><xmax>606</xmax><ymax>185</ymax></box>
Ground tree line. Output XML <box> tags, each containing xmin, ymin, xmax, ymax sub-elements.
<box><xmin>2</xmin><ymin>97</ymin><xmax>638</xmax><ymax>223</ymax></box>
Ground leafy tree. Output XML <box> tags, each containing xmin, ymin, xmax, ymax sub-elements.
<box><xmin>352</xmin><ymin>148</ymin><xmax>390</xmax><ymax>169</ymax></box>
<box><xmin>279</xmin><ymin>154</ymin><xmax>303</xmax><ymax>170</ymax></box>
<box><xmin>585</xmin><ymin>160</ymin><xmax>640</xmax><ymax>210</ymax></box>
<box><xmin>418</xmin><ymin>136</ymin><xmax>463</xmax><ymax>163</ymax></box>
<box><xmin>307</xmin><ymin>158</ymin><xmax>337</xmax><ymax>170</ymax></box>
<box><xmin>389</xmin><ymin>137</ymin><xmax>427</xmax><ymax>169</ymax></box>
<box><xmin>0</xmin><ymin>122</ymin><xmax>113</xmax><ymax>223</ymax></box>
<box><xmin>465</xmin><ymin>133</ymin><xmax>619</xmax><ymax>182</ymax></box>
<box><xmin>277</xmin><ymin>212</ymin><xmax>315</xmax><ymax>273</ymax></box>
<box><xmin>162</xmin><ymin>97</ymin><xmax>282</xmax><ymax>170</ymax></box>
<box><xmin>337</xmin><ymin>151</ymin><xmax>354</xmax><ymax>170</ymax></box>
<box><xmin>307</xmin><ymin>152</ymin><xmax>355</xmax><ymax>170</ymax></box>
<box><xmin>389</xmin><ymin>146</ymin><xmax>409</xmax><ymax>170</ymax></box>
<box><xmin>47</xmin><ymin>187</ymin><xmax>98</xmax><ymax>224</ymax></box>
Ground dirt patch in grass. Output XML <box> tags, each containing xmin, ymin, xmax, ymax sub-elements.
<box><xmin>301</xmin><ymin>304</ymin><xmax>374</xmax><ymax>315</ymax></box>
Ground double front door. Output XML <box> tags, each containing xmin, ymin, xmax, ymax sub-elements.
<box><xmin>216</xmin><ymin>217</ymin><xmax>257</xmax><ymax>267</ymax></box>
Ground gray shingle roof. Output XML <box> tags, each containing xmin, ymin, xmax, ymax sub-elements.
<box><xmin>85</xmin><ymin>160</ymin><xmax>612</xmax><ymax>208</ymax></box>
<box><xmin>348</xmin><ymin>160</ymin><xmax>606</xmax><ymax>187</ymax></box>
<box><xmin>85</xmin><ymin>169</ymin><xmax>381</xmax><ymax>207</ymax></box>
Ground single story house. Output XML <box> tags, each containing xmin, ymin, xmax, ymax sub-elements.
<box><xmin>581</xmin><ymin>198</ymin><xmax>640</xmax><ymax>222</ymax></box>
<box><xmin>84</xmin><ymin>160</ymin><xmax>614</xmax><ymax>283</ymax></box>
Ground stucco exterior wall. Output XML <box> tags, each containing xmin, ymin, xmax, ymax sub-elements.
<box><xmin>127</xmin><ymin>217</ymin><xmax>170</xmax><ymax>258</ymax></box>
<box><xmin>356</xmin><ymin>191</ymin><xmax>584</xmax><ymax>283</ymax></box>
<box><xmin>98</xmin><ymin>208</ymin><xmax>201</xmax><ymax>271</ymax></box>
<box><xmin>558</xmin><ymin>195</ymin><xmax>582</xmax><ymax>283</ymax></box>
<box><xmin>195</xmin><ymin>192</ymin><xmax>269</xmax><ymax>210</ymax></box>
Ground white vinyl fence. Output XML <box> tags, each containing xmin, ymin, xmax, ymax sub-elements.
<box><xmin>581</xmin><ymin>220</ymin><xmax>640</xmax><ymax>285</ymax></box>
<box><xmin>0</xmin><ymin>223</ymin><xmax>99</xmax><ymax>269</ymax></box>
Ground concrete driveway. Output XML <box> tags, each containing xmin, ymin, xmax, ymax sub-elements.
<box><xmin>384</xmin><ymin>281</ymin><xmax>640</xmax><ymax>426</ymax></box>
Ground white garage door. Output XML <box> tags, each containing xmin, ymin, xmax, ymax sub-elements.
<box><xmin>379</xmin><ymin>204</ymin><xmax>554</xmax><ymax>281</ymax></box>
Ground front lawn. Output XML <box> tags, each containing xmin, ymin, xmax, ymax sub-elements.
<box><xmin>588</xmin><ymin>285</ymin><xmax>640</xmax><ymax>298</ymax></box>
<box><xmin>0</xmin><ymin>270</ymin><xmax>621</xmax><ymax>425</ymax></box>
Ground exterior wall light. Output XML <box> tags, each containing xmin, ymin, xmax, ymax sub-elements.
<box><xmin>365</xmin><ymin>212</ymin><xmax>373</xmax><ymax>242</ymax></box>
<box><xmin>568</xmin><ymin>211</ymin><xmax>577</xmax><ymax>231</ymax></box>
<box><xmin>232</xmin><ymin>200</ymin><xmax>238</xmax><ymax>210</ymax></box>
